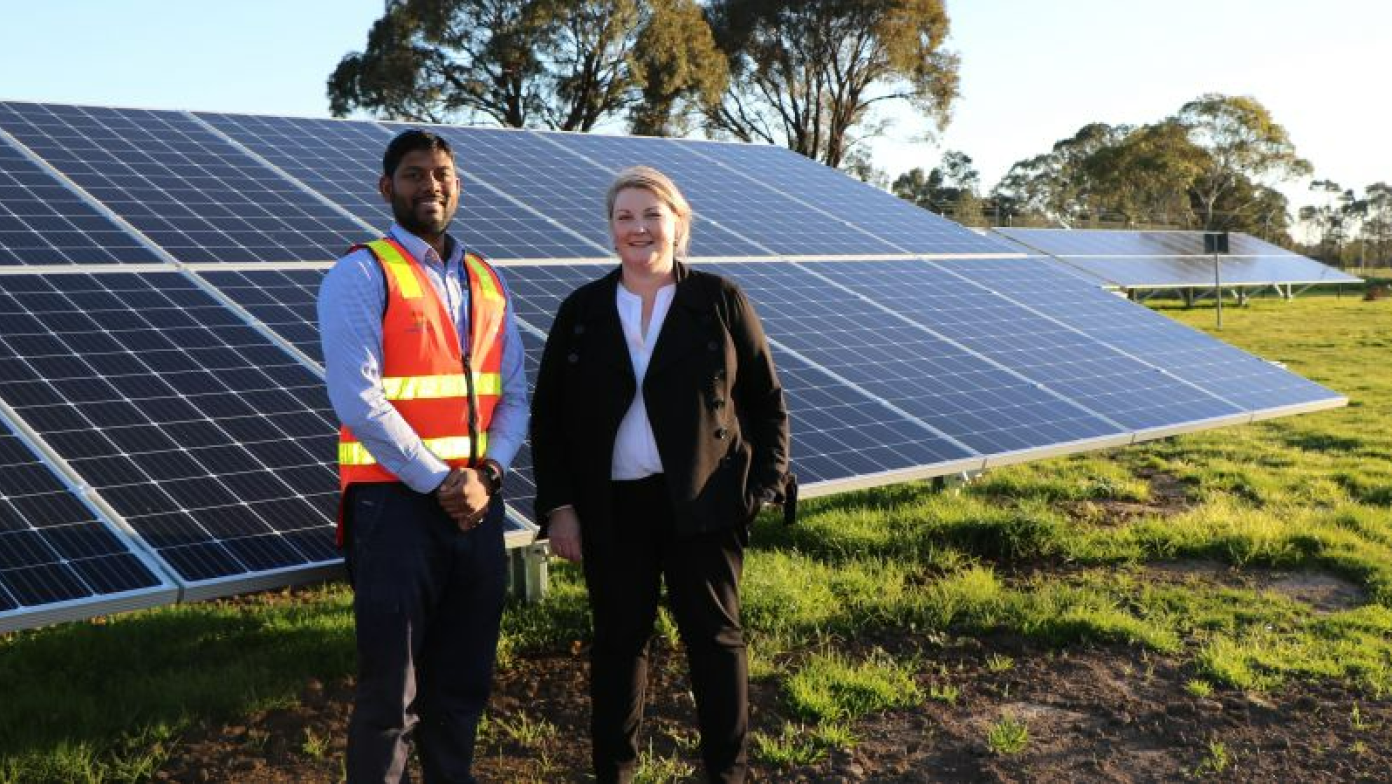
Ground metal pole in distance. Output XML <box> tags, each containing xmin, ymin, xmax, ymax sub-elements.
<box><xmin>1205</xmin><ymin>231</ymin><xmax>1228</xmax><ymax>330</ymax></box>
<box><xmin>1213</xmin><ymin>251</ymin><xmax>1223</xmax><ymax>330</ymax></box>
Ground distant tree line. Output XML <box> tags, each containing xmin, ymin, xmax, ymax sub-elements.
<box><xmin>328</xmin><ymin>0</ymin><xmax>957</xmax><ymax>169</ymax></box>
<box><xmin>1295</xmin><ymin>181</ymin><xmax>1392</xmax><ymax>268</ymax></box>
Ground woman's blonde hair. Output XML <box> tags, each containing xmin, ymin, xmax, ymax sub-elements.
<box><xmin>605</xmin><ymin>165</ymin><xmax>693</xmax><ymax>258</ymax></box>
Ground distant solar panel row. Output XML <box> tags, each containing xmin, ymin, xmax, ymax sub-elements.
<box><xmin>991</xmin><ymin>228</ymin><xmax>1362</xmax><ymax>289</ymax></box>
<box><xmin>0</xmin><ymin>102</ymin><xmax>1347</xmax><ymax>634</ymax></box>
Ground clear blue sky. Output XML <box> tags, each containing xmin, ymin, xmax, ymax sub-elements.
<box><xmin>2</xmin><ymin>0</ymin><xmax>1386</xmax><ymax>217</ymax></box>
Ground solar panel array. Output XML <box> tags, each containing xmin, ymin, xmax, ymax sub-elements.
<box><xmin>991</xmin><ymin>227</ymin><xmax>1362</xmax><ymax>289</ymax></box>
<box><xmin>0</xmin><ymin>101</ymin><xmax>1346</xmax><ymax>632</ymax></box>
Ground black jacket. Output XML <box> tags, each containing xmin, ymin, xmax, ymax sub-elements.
<box><xmin>530</xmin><ymin>261</ymin><xmax>790</xmax><ymax>537</ymax></box>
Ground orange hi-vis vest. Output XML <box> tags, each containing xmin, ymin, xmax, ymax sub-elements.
<box><xmin>337</xmin><ymin>238</ymin><xmax>508</xmax><ymax>539</ymax></box>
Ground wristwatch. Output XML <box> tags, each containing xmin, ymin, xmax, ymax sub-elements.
<box><xmin>478</xmin><ymin>459</ymin><xmax>504</xmax><ymax>495</ymax></box>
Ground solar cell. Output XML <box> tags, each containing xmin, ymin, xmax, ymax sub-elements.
<box><xmin>0</xmin><ymin>272</ymin><xmax>341</xmax><ymax>589</ymax></box>
<box><xmin>940</xmin><ymin>259</ymin><xmax>1345</xmax><ymax>415</ymax></box>
<box><xmin>0</xmin><ymin>413</ymin><xmax>174</xmax><ymax>631</ymax></box>
<box><xmin>0</xmin><ymin>102</ymin><xmax>366</xmax><ymax>263</ymax></box>
<box><xmin>0</xmin><ymin>132</ymin><xmax>159</xmax><ymax>266</ymax></box>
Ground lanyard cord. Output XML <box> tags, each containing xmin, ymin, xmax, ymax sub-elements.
<box><xmin>458</xmin><ymin>253</ymin><xmax>482</xmax><ymax>467</ymax></box>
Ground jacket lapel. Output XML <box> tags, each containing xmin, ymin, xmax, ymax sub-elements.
<box><xmin>647</xmin><ymin>261</ymin><xmax>712</xmax><ymax>379</ymax></box>
<box><xmin>586</xmin><ymin>268</ymin><xmax>636</xmax><ymax>380</ymax></box>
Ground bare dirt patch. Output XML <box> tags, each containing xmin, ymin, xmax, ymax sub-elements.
<box><xmin>1144</xmin><ymin>560</ymin><xmax>1367</xmax><ymax>613</ymax></box>
<box><xmin>157</xmin><ymin>632</ymin><xmax>1392</xmax><ymax>783</ymax></box>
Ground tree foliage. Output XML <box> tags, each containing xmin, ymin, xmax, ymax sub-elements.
<box><xmin>1172</xmin><ymin>94</ymin><xmax>1312</xmax><ymax>230</ymax></box>
<box><xmin>702</xmin><ymin>0</ymin><xmax>959</xmax><ymax>167</ymax></box>
<box><xmin>991</xmin><ymin>123</ymin><xmax>1132</xmax><ymax>222</ymax></box>
<box><xmin>986</xmin><ymin>95</ymin><xmax>1307</xmax><ymax>241</ymax></box>
<box><xmin>1299</xmin><ymin>181</ymin><xmax>1392</xmax><ymax>266</ymax></box>
<box><xmin>328</xmin><ymin>0</ymin><xmax>724</xmax><ymax>133</ymax></box>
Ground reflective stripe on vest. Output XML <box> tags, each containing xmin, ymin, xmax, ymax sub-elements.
<box><xmin>338</xmin><ymin>434</ymin><xmax>490</xmax><ymax>466</ymax></box>
<box><xmin>380</xmin><ymin>372</ymin><xmax>504</xmax><ymax>400</ymax></box>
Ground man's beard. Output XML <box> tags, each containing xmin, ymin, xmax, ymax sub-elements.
<box><xmin>392</xmin><ymin>193</ymin><xmax>454</xmax><ymax>239</ymax></box>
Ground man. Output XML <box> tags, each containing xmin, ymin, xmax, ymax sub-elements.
<box><xmin>318</xmin><ymin>129</ymin><xmax>528</xmax><ymax>783</ymax></box>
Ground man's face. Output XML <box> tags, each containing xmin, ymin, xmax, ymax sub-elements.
<box><xmin>380</xmin><ymin>148</ymin><xmax>460</xmax><ymax>238</ymax></box>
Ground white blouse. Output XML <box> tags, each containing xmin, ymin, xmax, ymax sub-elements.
<box><xmin>611</xmin><ymin>282</ymin><xmax>676</xmax><ymax>480</ymax></box>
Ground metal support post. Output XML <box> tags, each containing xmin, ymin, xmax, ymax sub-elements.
<box><xmin>508</xmin><ymin>542</ymin><xmax>551</xmax><ymax>602</ymax></box>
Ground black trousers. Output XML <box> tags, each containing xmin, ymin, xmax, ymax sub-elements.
<box><xmin>582</xmin><ymin>474</ymin><xmax>749</xmax><ymax>784</ymax></box>
<box><xmin>344</xmin><ymin>483</ymin><xmax>507</xmax><ymax>784</ymax></box>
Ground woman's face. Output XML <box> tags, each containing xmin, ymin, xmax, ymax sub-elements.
<box><xmin>610</xmin><ymin>186</ymin><xmax>679</xmax><ymax>275</ymax></box>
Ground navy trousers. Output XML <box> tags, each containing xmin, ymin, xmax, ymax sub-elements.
<box><xmin>582</xmin><ymin>474</ymin><xmax>749</xmax><ymax>784</ymax></box>
<box><xmin>344</xmin><ymin>482</ymin><xmax>508</xmax><ymax>784</ymax></box>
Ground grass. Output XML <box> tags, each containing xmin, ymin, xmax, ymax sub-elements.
<box><xmin>2</xmin><ymin>294</ymin><xmax>1391</xmax><ymax>779</ymax></box>
<box><xmin>985</xmin><ymin>713</ymin><xmax>1030</xmax><ymax>755</ymax></box>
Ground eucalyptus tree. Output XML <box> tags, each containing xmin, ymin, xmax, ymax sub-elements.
<box><xmin>702</xmin><ymin>0</ymin><xmax>959</xmax><ymax>168</ymax></box>
<box><xmin>328</xmin><ymin>0</ymin><xmax>725</xmax><ymax>133</ymax></box>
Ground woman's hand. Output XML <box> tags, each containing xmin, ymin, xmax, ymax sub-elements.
<box><xmin>547</xmin><ymin>507</ymin><xmax>583</xmax><ymax>562</ymax></box>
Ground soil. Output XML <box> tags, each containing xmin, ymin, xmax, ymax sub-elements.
<box><xmin>157</xmin><ymin>596</ymin><xmax>1391</xmax><ymax>783</ymax></box>
<box><xmin>155</xmin><ymin>471</ymin><xmax>1391</xmax><ymax>782</ymax></box>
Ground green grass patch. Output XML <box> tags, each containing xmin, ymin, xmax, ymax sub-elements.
<box><xmin>782</xmin><ymin>650</ymin><xmax>921</xmax><ymax>723</ymax></box>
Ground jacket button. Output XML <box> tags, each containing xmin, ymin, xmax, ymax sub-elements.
<box><xmin>567</xmin><ymin>352</ymin><xmax>579</xmax><ymax>364</ymax></box>
<box><xmin>707</xmin><ymin>340</ymin><xmax>718</xmax><ymax>351</ymax></box>
<box><xmin>715</xmin><ymin>428</ymin><xmax>728</xmax><ymax>440</ymax></box>
<box><xmin>574</xmin><ymin>324</ymin><xmax>585</xmax><ymax>335</ymax></box>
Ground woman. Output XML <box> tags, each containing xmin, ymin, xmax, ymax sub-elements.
<box><xmin>530</xmin><ymin>165</ymin><xmax>790</xmax><ymax>783</ymax></box>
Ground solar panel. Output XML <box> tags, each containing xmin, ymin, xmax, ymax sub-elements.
<box><xmin>0</xmin><ymin>413</ymin><xmax>175</xmax><ymax>632</ymax></box>
<box><xmin>194</xmin><ymin>112</ymin><xmax>391</xmax><ymax>227</ymax></box>
<box><xmin>0</xmin><ymin>102</ymin><xmax>366</xmax><ymax>263</ymax></box>
<box><xmin>0</xmin><ymin>271</ymin><xmax>341</xmax><ymax>591</ymax></box>
<box><xmin>195</xmin><ymin>268</ymin><xmax>327</xmax><ymax>363</ymax></box>
<box><xmin>678</xmin><ymin>141</ymin><xmax>1023</xmax><ymax>257</ymax></box>
<box><xmin>538</xmin><ymin>132</ymin><xmax>904</xmax><ymax>257</ymax></box>
<box><xmin>0</xmin><ymin>102</ymin><xmax>1348</xmax><ymax>632</ymax></box>
<box><xmin>816</xmin><ymin>259</ymin><xmax>1249</xmax><ymax>434</ymax></box>
<box><xmin>704</xmin><ymin>261</ymin><xmax>1128</xmax><ymax>459</ymax></box>
<box><xmin>0</xmin><ymin>131</ymin><xmax>160</xmax><ymax>266</ymax></box>
<box><xmin>939</xmin><ymin>259</ymin><xmax>1345</xmax><ymax>415</ymax></box>
<box><xmin>199</xmin><ymin>114</ymin><xmax>603</xmax><ymax>261</ymax></box>
<box><xmin>991</xmin><ymin>228</ymin><xmax>1362</xmax><ymax>289</ymax></box>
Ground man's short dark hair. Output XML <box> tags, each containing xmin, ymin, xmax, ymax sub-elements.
<box><xmin>383</xmin><ymin>129</ymin><xmax>454</xmax><ymax>177</ymax></box>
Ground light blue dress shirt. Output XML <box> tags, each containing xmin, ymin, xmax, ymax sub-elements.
<box><xmin>318</xmin><ymin>223</ymin><xmax>529</xmax><ymax>494</ymax></box>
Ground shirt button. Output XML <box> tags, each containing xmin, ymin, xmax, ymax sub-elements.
<box><xmin>567</xmin><ymin>352</ymin><xmax>579</xmax><ymax>364</ymax></box>
<box><xmin>711</xmin><ymin>397</ymin><xmax>726</xmax><ymax>409</ymax></box>
<box><xmin>715</xmin><ymin>428</ymin><xmax>728</xmax><ymax>440</ymax></box>
<box><xmin>714</xmin><ymin>369</ymin><xmax>726</xmax><ymax>381</ymax></box>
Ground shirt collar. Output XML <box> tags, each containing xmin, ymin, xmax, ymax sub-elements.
<box><xmin>387</xmin><ymin>223</ymin><xmax>463</xmax><ymax>268</ymax></box>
